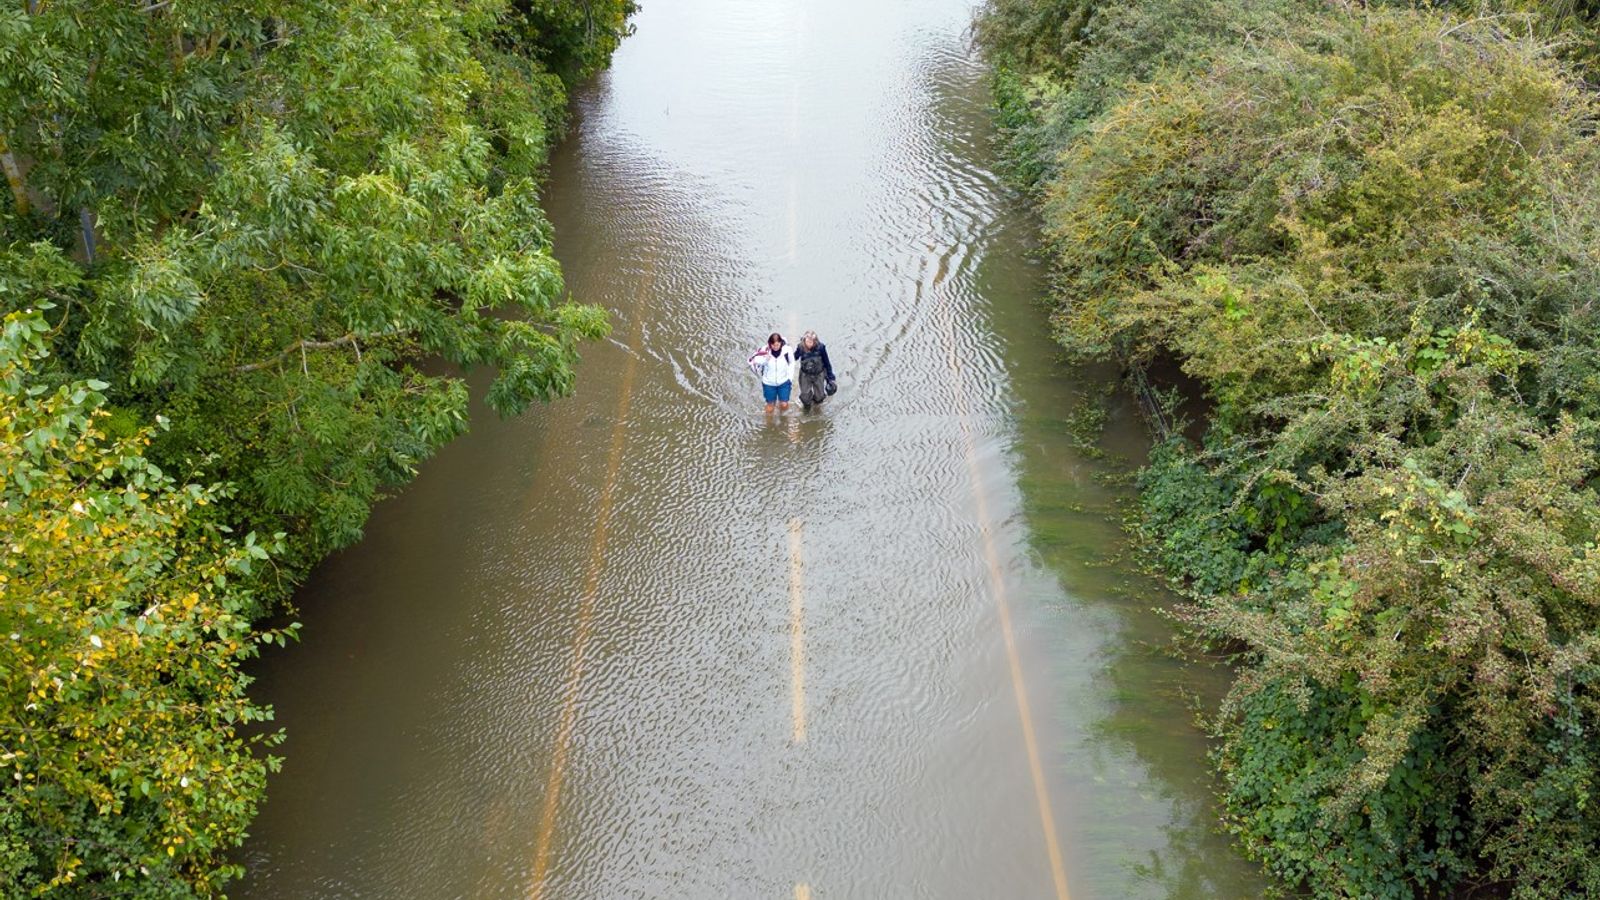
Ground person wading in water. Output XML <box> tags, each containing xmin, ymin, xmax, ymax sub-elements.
<box><xmin>793</xmin><ymin>330</ymin><xmax>836</xmax><ymax>411</ymax></box>
<box><xmin>748</xmin><ymin>332</ymin><xmax>797</xmax><ymax>414</ymax></box>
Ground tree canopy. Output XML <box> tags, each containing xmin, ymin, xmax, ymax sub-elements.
<box><xmin>1</xmin><ymin>0</ymin><xmax>632</xmax><ymax>893</ymax></box>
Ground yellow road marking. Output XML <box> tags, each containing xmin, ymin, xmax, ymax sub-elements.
<box><xmin>787</xmin><ymin>176</ymin><xmax>799</xmax><ymax>263</ymax></box>
<box><xmin>788</xmin><ymin>81</ymin><xmax>799</xmax><ymax>262</ymax></box>
<box><xmin>936</xmin><ymin>298</ymin><xmax>1072</xmax><ymax>900</ymax></box>
<box><xmin>786</xmin><ymin>313</ymin><xmax>800</xmax><ymax>419</ymax></box>
<box><xmin>529</xmin><ymin>265</ymin><xmax>651</xmax><ymax>899</ymax></box>
<box><xmin>789</xmin><ymin>518</ymin><xmax>807</xmax><ymax>743</ymax></box>
<box><xmin>794</xmin><ymin>883</ymin><xmax>812</xmax><ymax>900</ymax></box>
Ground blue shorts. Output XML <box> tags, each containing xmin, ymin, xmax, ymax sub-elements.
<box><xmin>762</xmin><ymin>381</ymin><xmax>792</xmax><ymax>403</ymax></box>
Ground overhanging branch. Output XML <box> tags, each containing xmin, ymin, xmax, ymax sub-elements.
<box><xmin>233</xmin><ymin>334</ymin><xmax>360</xmax><ymax>373</ymax></box>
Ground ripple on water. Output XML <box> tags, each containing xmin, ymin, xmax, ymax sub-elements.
<box><xmin>239</xmin><ymin>0</ymin><xmax>1263</xmax><ymax>895</ymax></box>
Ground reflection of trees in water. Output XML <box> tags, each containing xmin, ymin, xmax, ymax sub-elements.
<box><xmin>1012</xmin><ymin>368</ymin><xmax>1263</xmax><ymax>898</ymax></box>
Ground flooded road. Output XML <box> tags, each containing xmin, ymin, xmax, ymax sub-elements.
<box><xmin>239</xmin><ymin>0</ymin><xmax>1264</xmax><ymax>896</ymax></box>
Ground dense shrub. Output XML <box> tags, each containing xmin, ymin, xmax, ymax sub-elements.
<box><xmin>980</xmin><ymin>0</ymin><xmax>1600</xmax><ymax>895</ymax></box>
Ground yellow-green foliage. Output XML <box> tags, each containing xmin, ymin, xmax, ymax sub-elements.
<box><xmin>1</xmin><ymin>310</ymin><xmax>292</xmax><ymax>895</ymax></box>
<box><xmin>983</xmin><ymin>0</ymin><xmax>1600</xmax><ymax>895</ymax></box>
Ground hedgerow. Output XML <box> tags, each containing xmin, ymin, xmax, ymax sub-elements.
<box><xmin>979</xmin><ymin>1</ymin><xmax>1600</xmax><ymax>894</ymax></box>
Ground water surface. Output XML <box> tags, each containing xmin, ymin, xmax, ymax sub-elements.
<box><xmin>239</xmin><ymin>0</ymin><xmax>1263</xmax><ymax>896</ymax></box>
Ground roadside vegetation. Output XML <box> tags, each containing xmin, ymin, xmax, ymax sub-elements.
<box><xmin>977</xmin><ymin>0</ymin><xmax>1600</xmax><ymax>896</ymax></box>
<box><xmin>0</xmin><ymin>0</ymin><xmax>632</xmax><ymax>894</ymax></box>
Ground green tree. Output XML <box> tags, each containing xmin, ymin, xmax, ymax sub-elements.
<box><xmin>0</xmin><ymin>0</ymin><xmax>619</xmax><ymax>575</ymax></box>
<box><xmin>497</xmin><ymin>0</ymin><xmax>639</xmax><ymax>85</ymax></box>
<box><xmin>0</xmin><ymin>0</ymin><xmax>633</xmax><ymax>892</ymax></box>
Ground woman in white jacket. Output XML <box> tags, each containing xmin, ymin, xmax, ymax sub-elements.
<box><xmin>747</xmin><ymin>332</ymin><xmax>797</xmax><ymax>413</ymax></box>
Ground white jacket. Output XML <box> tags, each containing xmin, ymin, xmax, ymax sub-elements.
<box><xmin>748</xmin><ymin>344</ymin><xmax>796</xmax><ymax>386</ymax></box>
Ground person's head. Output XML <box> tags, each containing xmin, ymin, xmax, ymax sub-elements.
<box><xmin>768</xmin><ymin>332</ymin><xmax>784</xmax><ymax>350</ymax></box>
<box><xmin>802</xmin><ymin>330</ymin><xmax>819</xmax><ymax>349</ymax></box>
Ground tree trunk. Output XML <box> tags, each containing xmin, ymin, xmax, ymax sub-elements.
<box><xmin>0</xmin><ymin>134</ymin><xmax>26</xmax><ymax>216</ymax></box>
<box><xmin>77</xmin><ymin>207</ymin><xmax>97</xmax><ymax>264</ymax></box>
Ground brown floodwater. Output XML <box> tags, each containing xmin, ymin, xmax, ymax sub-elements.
<box><xmin>237</xmin><ymin>0</ymin><xmax>1265</xmax><ymax>896</ymax></box>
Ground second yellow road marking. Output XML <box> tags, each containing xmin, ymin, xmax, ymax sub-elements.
<box><xmin>936</xmin><ymin>296</ymin><xmax>1073</xmax><ymax>900</ymax></box>
<box><xmin>529</xmin><ymin>263</ymin><xmax>652</xmax><ymax>899</ymax></box>
<box><xmin>789</xmin><ymin>518</ymin><xmax>808</xmax><ymax>744</ymax></box>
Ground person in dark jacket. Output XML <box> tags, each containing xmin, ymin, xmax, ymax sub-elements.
<box><xmin>794</xmin><ymin>330</ymin><xmax>836</xmax><ymax>410</ymax></box>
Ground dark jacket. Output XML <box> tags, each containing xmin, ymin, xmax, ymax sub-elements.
<box><xmin>794</xmin><ymin>342</ymin><xmax>834</xmax><ymax>380</ymax></box>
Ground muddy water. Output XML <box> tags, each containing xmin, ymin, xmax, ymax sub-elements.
<box><xmin>238</xmin><ymin>0</ymin><xmax>1264</xmax><ymax>896</ymax></box>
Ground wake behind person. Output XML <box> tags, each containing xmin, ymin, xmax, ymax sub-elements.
<box><xmin>748</xmin><ymin>332</ymin><xmax>796</xmax><ymax>413</ymax></box>
<box><xmin>794</xmin><ymin>330</ymin><xmax>836</xmax><ymax>410</ymax></box>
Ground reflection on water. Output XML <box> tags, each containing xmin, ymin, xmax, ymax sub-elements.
<box><xmin>236</xmin><ymin>0</ymin><xmax>1263</xmax><ymax>896</ymax></box>
<box><xmin>984</xmin><ymin>244</ymin><xmax>1260</xmax><ymax>896</ymax></box>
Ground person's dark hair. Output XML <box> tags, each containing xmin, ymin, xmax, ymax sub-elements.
<box><xmin>768</xmin><ymin>332</ymin><xmax>784</xmax><ymax>348</ymax></box>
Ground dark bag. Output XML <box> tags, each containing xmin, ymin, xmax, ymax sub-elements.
<box><xmin>825</xmin><ymin>377</ymin><xmax>837</xmax><ymax>396</ymax></box>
